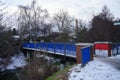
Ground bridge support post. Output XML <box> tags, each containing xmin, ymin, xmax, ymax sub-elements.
<box><xmin>27</xmin><ymin>51</ymin><xmax>30</xmax><ymax>59</ymax></box>
<box><xmin>60</xmin><ymin>58</ymin><xmax>65</xmax><ymax>70</ymax></box>
<box><xmin>64</xmin><ymin>44</ymin><xmax>66</xmax><ymax>66</ymax></box>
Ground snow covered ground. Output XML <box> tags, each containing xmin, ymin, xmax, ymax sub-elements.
<box><xmin>111</xmin><ymin>54</ymin><xmax>120</xmax><ymax>60</ymax></box>
<box><xmin>69</xmin><ymin>55</ymin><xmax>120</xmax><ymax>80</ymax></box>
<box><xmin>7</xmin><ymin>53</ymin><xmax>26</xmax><ymax>70</ymax></box>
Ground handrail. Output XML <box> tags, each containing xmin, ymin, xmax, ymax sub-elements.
<box><xmin>22</xmin><ymin>42</ymin><xmax>76</xmax><ymax>57</ymax></box>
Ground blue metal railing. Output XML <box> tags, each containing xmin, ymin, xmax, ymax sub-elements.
<box><xmin>112</xmin><ymin>43</ymin><xmax>120</xmax><ymax>55</ymax></box>
<box><xmin>22</xmin><ymin>42</ymin><xmax>76</xmax><ymax>57</ymax></box>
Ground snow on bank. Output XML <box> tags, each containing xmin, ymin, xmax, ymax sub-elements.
<box><xmin>69</xmin><ymin>57</ymin><xmax>120</xmax><ymax>80</ymax></box>
<box><xmin>110</xmin><ymin>54</ymin><xmax>120</xmax><ymax>60</ymax></box>
<box><xmin>112</xmin><ymin>46</ymin><xmax>120</xmax><ymax>55</ymax></box>
<box><xmin>7</xmin><ymin>53</ymin><xmax>26</xmax><ymax>70</ymax></box>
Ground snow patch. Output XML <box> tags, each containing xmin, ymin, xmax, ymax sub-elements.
<box><xmin>69</xmin><ymin>57</ymin><xmax>120</xmax><ymax>80</ymax></box>
<box><xmin>7</xmin><ymin>53</ymin><xmax>26</xmax><ymax>70</ymax></box>
<box><xmin>110</xmin><ymin>54</ymin><xmax>120</xmax><ymax>60</ymax></box>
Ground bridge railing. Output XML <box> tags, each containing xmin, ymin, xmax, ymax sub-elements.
<box><xmin>22</xmin><ymin>42</ymin><xmax>76</xmax><ymax>57</ymax></box>
<box><xmin>111</xmin><ymin>43</ymin><xmax>120</xmax><ymax>55</ymax></box>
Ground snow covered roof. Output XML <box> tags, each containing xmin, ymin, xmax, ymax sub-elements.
<box><xmin>76</xmin><ymin>43</ymin><xmax>93</xmax><ymax>46</ymax></box>
<box><xmin>12</xmin><ymin>35</ymin><xmax>20</xmax><ymax>39</ymax></box>
<box><xmin>94</xmin><ymin>42</ymin><xmax>112</xmax><ymax>44</ymax></box>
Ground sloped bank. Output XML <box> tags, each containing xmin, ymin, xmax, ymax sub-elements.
<box><xmin>46</xmin><ymin>65</ymin><xmax>73</xmax><ymax>80</ymax></box>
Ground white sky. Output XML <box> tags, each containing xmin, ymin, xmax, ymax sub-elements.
<box><xmin>1</xmin><ymin>0</ymin><xmax>120</xmax><ymax>22</ymax></box>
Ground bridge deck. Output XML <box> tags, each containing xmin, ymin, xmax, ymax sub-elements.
<box><xmin>22</xmin><ymin>42</ymin><xmax>76</xmax><ymax>58</ymax></box>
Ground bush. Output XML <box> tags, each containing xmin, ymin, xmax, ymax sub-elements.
<box><xmin>21</xmin><ymin>57</ymin><xmax>59</xmax><ymax>80</ymax></box>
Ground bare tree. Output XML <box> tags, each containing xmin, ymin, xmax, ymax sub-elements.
<box><xmin>0</xmin><ymin>1</ymin><xmax>7</xmax><ymax>32</ymax></box>
<box><xmin>53</xmin><ymin>10</ymin><xmax>74</xmax><ymax>33</ymax></box>
<box><xmin>77</xmin><ymin>19</ymin><xmax>87</xmax><ymax>42</ymax></box>
<box><xmin>41</xmin><ymin>23</ymin><xmax>53</xmax><ymax>36</ymax></box>
<box><xmin>18</xmin><ymin>6</ymin><xmax>31</xmax><ymax>38</ymax></box>
<box><xmin>0</xmin><ymin>1</ymin><xmax>20</xmax><ymax>71</ymax></box>
<box><xmin>18</xmin><ymin>0</ymin><xmax>50</xmax><ymax>40</ymax></box>
<box><xmin>53</xmin><ymin>10</ymin><xmax>74</xmax><ymax>42</ymax></box>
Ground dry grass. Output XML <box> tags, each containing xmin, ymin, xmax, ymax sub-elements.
<box><xmin>20</xmin><ymin>55</ymin><xmax>59</xmax><ymax>80</ymax></box>
<box><xmin>46</xmin><ymin>65</ymin><xmax>73</xmax><ymax>80</ymax></box>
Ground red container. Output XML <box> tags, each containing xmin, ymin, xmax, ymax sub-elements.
<box><xmin>94</xmin><ymin>42</ymin><xmax>111</xmax><ymax>57</ymax></box>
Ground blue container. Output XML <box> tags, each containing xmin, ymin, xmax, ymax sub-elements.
<box><xmin>81</xmin><ymin>46</ymin><xmax>91</xmax><ymax>65</ymax></box>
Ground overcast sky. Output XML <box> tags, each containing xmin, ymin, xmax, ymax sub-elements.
<box><xmin>2</xmin><ymin>0</ymin><xmax>120</xmax><ymax>22</ymax></box>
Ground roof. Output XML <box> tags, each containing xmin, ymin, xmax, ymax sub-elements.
<box><xmin>76</xmin><ymin>43</ymin><xmax>93</xmax><ymax>46</ymax></box>
<box><xmin>94</xmin><ymin>42</ymin><xmax>112</xmax><ymax>44</ymax></box>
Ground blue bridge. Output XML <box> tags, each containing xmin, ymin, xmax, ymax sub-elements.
<box><xmin>22</xmin><ymin>42</ymin><xmax>94</xmax><ymax>64</ymax></box>
<box><xmin>22</xmin><ymin>42</ymin><xmax>76</xmax><ymax>58</ymax></box>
